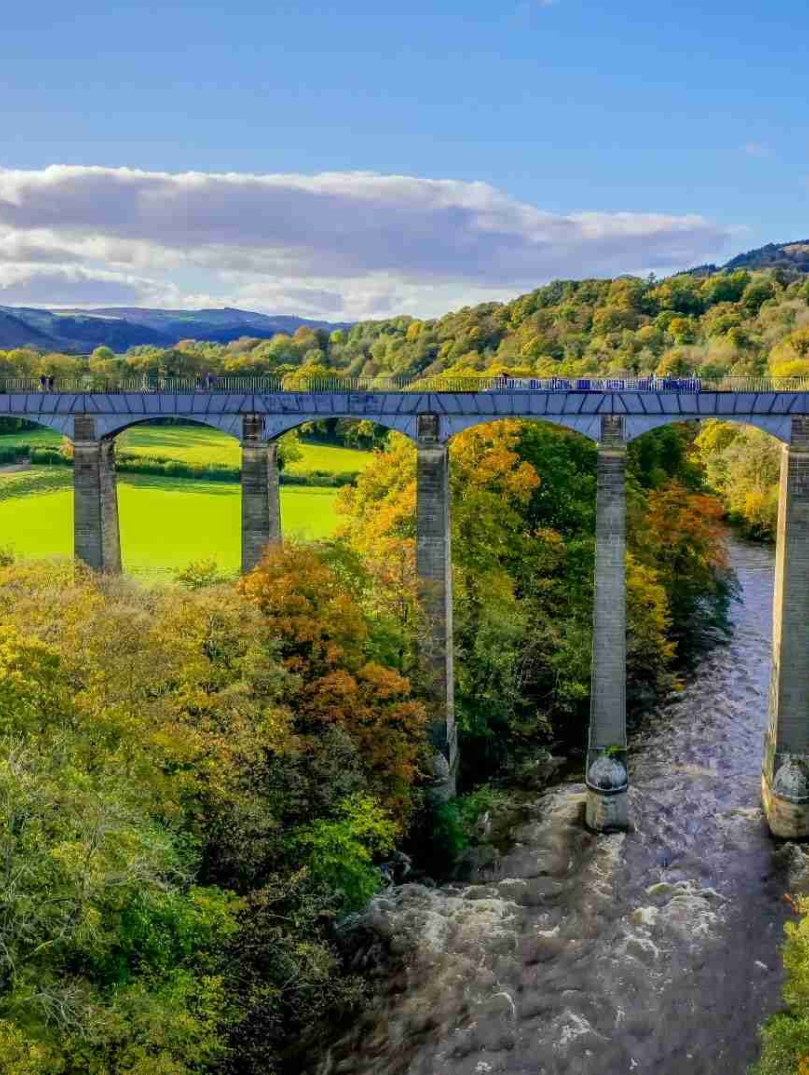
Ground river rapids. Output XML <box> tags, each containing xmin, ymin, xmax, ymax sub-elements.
<box><xmin>319</xmin><ymin>541</ymin><xmax>809</xmax><ymax>1075</ymax></box>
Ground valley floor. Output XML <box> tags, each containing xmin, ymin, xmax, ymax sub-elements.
<box><xmin>0</xmin><ymin>468</ymin><xmax>338</xmax><ymax>579</ymax></box>
<box><xmin>0</xmin><ymin>422</ymin><xmax>353</xmax><ymax>578</ymax></box>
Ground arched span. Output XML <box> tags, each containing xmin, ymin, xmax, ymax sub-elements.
<box><xmin>0</xmin><ymin>413</ymin><xmax>75</xmax><ymax>439</ymax></box>
<box><xmin>43</xmin><ymin>410</ymin><xmax>416</xmax><ymax>444</ymax></box>
<box><xmin>0</xmin><ymin>411</ymin><xmax>245</xmax><ymax>442</ymax></box>
<box><xmin>623</xmin><ymin>413</ymin><xmax>793</xmax><ymax>445</ymax></box>
<box><xmin>442</xmin><ymin>413</ymin><xmax>602</xmax><ymax>443</ymax></box>
<box><xmin>263</xmin><ymin>413</ymin><xmax>417</xmax><ymax>443</ymax></box>
<box><xmin>92</xmin><ymin>413</ymin><xmax>245</xmax><ymax>441</ymax></box>
<box><xmin>0</xmin><ymin>415</ymin><xmax>69</xmax><ymax>440</ymax></box>
<box><xmin>99</xmin><ymin>414</ymin><xmax>242</xmax><ymax>444</ymax></box>
<box><xmin>440</xmin><ymin>411</ymin><xmax>796</xmax><ymax>445</ymax></box>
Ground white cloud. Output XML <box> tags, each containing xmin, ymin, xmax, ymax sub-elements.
<box><xmin>0</xmin><ymin>164</ymin><xmax>733</xmax><ymax>318</ymax></box>
<box><xmin>0</xmin><ymin>264</ymin><xmax>158</xmax><ymax>306</ymax></box>
<box><xmin>743</xmin><ymin>142</ymin><xmax>768</xmax><ymax>157</ymax></box>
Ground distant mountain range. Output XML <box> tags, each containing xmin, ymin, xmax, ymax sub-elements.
<box><xmin>0</xmin><ymin>305</ymin><xmax>348</xmax><ymax>353</ymax></box>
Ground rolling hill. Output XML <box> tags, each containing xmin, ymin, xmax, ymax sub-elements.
<box><xmin>689</xmin><ymin>239</ymin><xmax>809</xmax><ymax>277</ymax></box>
<box><xmin>0</xmin><ymin>305</ymin><xmax>346</xmax><ymax>352</ymax></box>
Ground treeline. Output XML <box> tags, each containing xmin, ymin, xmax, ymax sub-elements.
<box><xmin>1</xmin><ymin>268</ymin><xmax>808</xmax><ymax>388</ymax></box>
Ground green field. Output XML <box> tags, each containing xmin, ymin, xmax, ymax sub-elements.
<box><xmin>284</xmin><ymin>440</ymin><xmax>372</xmax><ymax>474</ymax></box>
<box><xmin>0</xmin><ymin>467</ymin><xmax>339</xmax><ymax>580</ymax></box>
<box><xmin>0</xmin><ymin>427</ymin><xmax>62</xmax><ymax>451</ymax></box>
<box><xmin>0</xmin><ymin>423</ymin><xmax>373</xmax><ymax>475</ymax></box>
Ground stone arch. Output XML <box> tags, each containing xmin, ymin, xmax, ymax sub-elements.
<box><xmin>440</xmin><ymin>412</ymin><xmax>603</xmax><ymax>444</ymax></box>
<box><xmin>0</xmin><ymin>413</ymin><xmax>70</xmax><ymax>440</ymax></box>
<box><xmin>442</xmin><ymin>410</ymin><xmax>799</xmax><ymax>446</ymax></box>
<box><xmin>623</xmin><ymin>413</ymin><xmax>793</xmax><ymax>445</ymax></box>
<box><xmin>0</xmin><ymin>412</ymin><xmax>77</xmax><ymax>438</ymax></box>
<box><xmin>262</xmin><ymin>412</ymin><xmax>418</xmax><ymax>443</ymax></box>
<box><xmin>65</xmin><ymin>415</ymin><xmax>249</xmax><ymax>576</ymax></box>
<box><xmin>0</xmin><ymin>395</ymin><xmax>251</xmax><ymax>441</ymax></box>
<box><xmin>82</xmin><ymin>412</ymin><xmax>245</xmax><ymax>442</ymax></box>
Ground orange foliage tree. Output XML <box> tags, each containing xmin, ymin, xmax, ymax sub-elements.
<box><xmin>240</xmin><ymin>543</ymin><xmax>427</xmax><ymax>818</ymax></box>
<box><xmin>635</xmin><ymin>479</ymin><xmax>733</xmax><ymax>652</ymax></box>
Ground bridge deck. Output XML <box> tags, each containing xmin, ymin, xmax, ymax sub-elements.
<box><xmin>2</xmin><ymin>389</ymin><xmax>808</xmax><ymax>442</ymax></box>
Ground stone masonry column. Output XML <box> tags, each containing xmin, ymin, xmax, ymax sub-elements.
<box><xmin>762</xmin><ymin>417</ymin><xmax>809</xmax><ymax>838</ymax></box>
<box><xmin>416</xmin><ymin>413</ymin><xmax>457</xmax><ymax>800</ymax></box>
<box><xmin>73</xmin><ymin>415</ymin><xmax>122</xmax><ymax>573</ymax></box>
<box><xmin>241</xmin><ymin>414</ymin><xmax>281</xmax><ymax>573</ymax></box>
<box><xmin>586</xmin><ymin>414</ymin><xmax>629</xmax><ymax>832</ymax></box>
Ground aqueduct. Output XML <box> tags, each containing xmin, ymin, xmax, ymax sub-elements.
<box><xmin>3</xmin><ymin>383</ymin><xmax>809</xmax><ymax>839</ymax></box>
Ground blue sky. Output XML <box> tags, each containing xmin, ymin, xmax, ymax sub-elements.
<box><xmin>0</xmin><ymin>0</ymin><xmax>806</xmax><ymax>318</ymax></box>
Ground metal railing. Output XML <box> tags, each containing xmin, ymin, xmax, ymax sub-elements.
<box><xmin>2</xmin><ymin>375</ymin><xmax>809</xmax><ymax>395</ymax></box>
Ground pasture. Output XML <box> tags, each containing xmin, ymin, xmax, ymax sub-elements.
<box><xmin>0</xmin><ymin>422</ymin><xmax>373</xmax><ymax>474</ymax></box>
<box><xmin>0</xmin><ymin>467</ymin><xmax>340</xmax><ymax>580</ymax></box>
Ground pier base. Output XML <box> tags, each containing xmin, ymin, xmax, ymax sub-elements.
<box><xmin>762</xmin><ymin>770</ymin><xmax>809</xmax><ymax>840</ymax></box>
<box><xmin>586</xmin><ymin>786</ymin><xmax>629</xmax><ymax>833</ymax></box>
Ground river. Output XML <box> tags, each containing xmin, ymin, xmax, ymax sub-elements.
<box><xmin>320</xmin><ymin>540</ymin><xmax>809</xmax><ymax>1075</ymax></box>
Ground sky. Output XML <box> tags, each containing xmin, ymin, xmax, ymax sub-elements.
<box><xmin>0</xmin><ymin>0</ymin><xmax>807</xmax><ymax>320</ymax></box>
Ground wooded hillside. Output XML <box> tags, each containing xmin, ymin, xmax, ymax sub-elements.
<box><xmin>4</xmin><ymin>268</ymin><xmax>808</xmax><ymax>387</ymax></box>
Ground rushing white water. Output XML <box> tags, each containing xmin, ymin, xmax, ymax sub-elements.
<box><xmin>321</xmin><ymin>541</ymin><xmax>809</xmax><ymax>1075</ymax></box>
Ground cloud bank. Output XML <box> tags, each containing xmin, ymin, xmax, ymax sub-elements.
<box><xmin>0</xmin><ymin>165</ymin><xmax>732</xmax><ymax>318</ymax></box>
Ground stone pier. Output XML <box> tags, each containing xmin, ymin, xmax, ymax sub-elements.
<box><xmin>416</xmin><ymin>413</ymin><xmax>457</xmax><ymax>800</ymax></box>
<box><xmin>763</xmin><ymin>417</ymin><xmax>809</xmax><ymax>838</ymax></box>
<box><xmin>73</xmin><ymin>415</ymin><xmax>121</xmax><ymax>573</ymax></box>
<box><xmin>241</xmin><ymin>415</ymin><xmax>281</xmax><ymax>573</ymax></box>
<box><xmin>586</xmin><ymin>415</ymin><xmax>629</xmax><ymax>831</ymax></box>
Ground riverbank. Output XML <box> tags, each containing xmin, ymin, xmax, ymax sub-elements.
<box><xmin>316</xmin><ymin>540</ymin><xmax>805</xmax><ymax>1075</ymax></box>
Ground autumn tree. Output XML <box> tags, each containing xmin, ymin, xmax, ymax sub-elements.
<box><xmin>240</xmin><ymin>542</ymin><xmax>428</xmax><ymax>818</ymax></box>
<box><xmin>694</xmin><ymin>420</ymin><xmax>781</xmax><ymax>539</ymax></box>
<box><xmin>636</xmin><ymin>480</ymin><xmax>734</xmax><ymax>657</ymax></box>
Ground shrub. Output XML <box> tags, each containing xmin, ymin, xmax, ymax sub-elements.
<box><xmin>432</xmin><ymin>785</ymin><xmax>512</xmax><ymax>861</ymax></box>
<box><xmin>174</xmin><ymin>557</ymin><xmax>231</xmax><ymax>589</ymax></box>
<box><xmin>222</xmin><ymin>870</ymin><xmax>368</xmax><ymax>1075</ymax></box>
<box><xmin>29</xmin><ymin>446</ymin><xmax>71</xmax><ymax>466</ymax></box>
<box><xmin>0</xmin><ymin>445</ymin><xmax>28</xmax><ymax>465</ymax></box>
<box><xmin>296</xmin><ymin>794</ymin><xmax>399</xmax><ymax>911</ymax></box>
<box><xmin>115</xmin><ymin>453</ymin><xmax>239</xmax><ymax>481</ymax></box>
<box><xmin>279</xmin><ymin>469</ymin><xmax>359</xmax><ymax>487</ymax></box>
<box><xmin>753</xmin><ymin>896</ymin><xmax>809</xmax><ymax>1074</ymax></box>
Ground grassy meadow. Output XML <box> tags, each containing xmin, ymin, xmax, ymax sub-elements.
<box><xmin>0</xmin><ymin>422</ymin><xmax>373</xmax><ymax>475</ymax></box>
<box><xmin>0</xmin><ymin>422</ymin><xmax>358</xmax><ymax>579</ymax></box>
